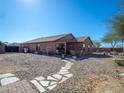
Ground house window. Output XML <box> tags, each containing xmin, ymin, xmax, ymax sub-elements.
<box><xmin>83</xmin><ymin>44</ymin><xmax>85</xmax><ymax>48</ymax></box>
<box><xmin>36</xmin><ymin>44</ymin><xmax>40</xmax><ymax>51</ymax></box>
<box><xmin>88</xmin><ymin>45</ymin><xmax>90</xmax><ymax>48</ymax></box>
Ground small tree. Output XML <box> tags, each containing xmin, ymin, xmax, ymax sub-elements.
<box><xmin>93</xmin><ymin>41</ymin><xmax>101</xmax><ymax>52</ymax></box>
<box><xmin>102</xmin><ymin>33</ymin><xmax>119</xmax><ymax>50</ymax></box>
<box><xmin>109</xmin><ymin>3</ymin><xmax>124</xmax><ymax>51</ymax></box>
<box><xmin>94</xmin><ymin>41</ymin><xmax>101</xmax><ymax>48</ymax></box>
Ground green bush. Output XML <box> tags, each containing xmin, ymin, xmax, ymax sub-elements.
<box><xmin>119</xmin><ymin>52</ymin><xmax>124</xmax><ymax>56</ymax></box>
<box><xmin>115</xmin><ymin>59</ymin><xmax>124</xmax><ymax>66</ymax></box>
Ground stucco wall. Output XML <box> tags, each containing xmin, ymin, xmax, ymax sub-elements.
<box><xmin>66</xmin><ymin>38</ymin><xmax>93</xmax><ymax>55</ymax></box>
<box><xmin>0</xmin><ymin>44</ymin><xmax>5</xmax><ymax>53</ymax></box>
<box><xmin>83</xmin><ymin>38</ymin><xmax>93</xmax><ymax>53</ymax></box>
<box><xmin>22</xmin><ymin>42</ymin><xmax>56</xmax><ymax>54</ymax></box>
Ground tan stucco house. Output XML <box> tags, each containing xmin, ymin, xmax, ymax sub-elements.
<box><xmin>21</xmin><ymin>33</ymin><xmax>93</xmax><ymax>55</ymax></box>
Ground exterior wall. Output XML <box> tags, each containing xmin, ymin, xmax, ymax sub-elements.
<box><xmin>0</xmin><ymin>44</ymin><xmax>5</xmax><ymax>53</ymax></box>
<box><xmin>67</xmin><ymin>42</ymin><xmax>92</xmax><ymax>56</ymax></box>
<box><xmin>22</xmin><ymin>42</ymin><xmax>56</xmax><ymax>54</ymax></box>
<box><xmin>66</xmin><ymin>42</ymin><xmax>82</xmax><ymax>55</ymax></box>
<box><xmin>39</xmin><ymin>42</ymin><xmax>56</xmax><ymax>54</ymax></box>
<box><xmin>66</xmin><ymin>37</ymin><xmax>93</xmax><ymax>55</ymax></box>
<box><xmin>82</xmin><ymin>38</ymin><xmax>93</xmax><ymax>53</ymax></box>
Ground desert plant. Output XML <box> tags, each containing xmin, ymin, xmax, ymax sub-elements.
<box><xmin>115</xmin><ymin>59</ymin><xmax>124</xmax><ymax>66</ymax></box>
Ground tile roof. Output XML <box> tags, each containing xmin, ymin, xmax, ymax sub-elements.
<box><xmin>77</xmin><ymin>36</ymin><xmax>93</xmax><ymax>45</ymax></box>
<box><xmin>23</xmin><ymin>33</ymin><xmax>71</xmax><ymax>44</ymax></box>
<box><xmin>76</xmin><ymin>36</ymin><xmax>89</xmax><ymax>42</ymax></box>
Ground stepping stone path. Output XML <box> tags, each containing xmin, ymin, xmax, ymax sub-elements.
<box><xmin>30</xmin><ymin>59</ymin><xmax>74</xmax><ymax>93</ymax></box>
<box><xmin>0</xmin><ymin>73</ymin><xmax>19</xmax><ymax>86</ymax></box>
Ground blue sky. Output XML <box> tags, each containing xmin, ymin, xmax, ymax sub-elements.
<box><xmin>0</xmin><ymin>0</ymin><xmax>118</xmax><ymax>43</ymax></box>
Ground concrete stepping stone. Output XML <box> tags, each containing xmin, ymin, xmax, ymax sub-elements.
<box><xmin>65</xmin><ymin>64</ymin><xmax>73</xmax><ymax>67</ymax></box>
<box><xmin>64</xmin><ymin>74</ymin><xmax>73</xmax><ymax>78</ymax></box>
<box><xmin>30</xmin><ymin>80</ymin><xmax>46</xmax><ymax>93</ymax></box>
<box><xmin>47</xmin><ymin>76</ymin><xmax>58</xmax><ymax>81</ymax></box>
<box><xmin>50</xmin><ymin>81</ymin><xmax>57</xmax><ymax>85</ymax></box>
<box><xmin>58</xmin><ymin>71</ymin><xmax>70</xmax><ymax>75</ymax></box>
<box><xmin>61</xmin><ymin>67</ymin><xmax>70</xmax><ymax>70</ymax></box>
<box><xmin>60</xmin><ymin>69</ymin><xmax>68</xmax><ymax>72</ymax></box>
<box><xmin>1</xmin><ymin>77</ymin><xmax>19</xmax><ymax>86</ymax></box>
<box><xmin>40</xmin><ymin>81</ymin><xmax>50</xmax><ymax>87</ymax></box>
<box><xmin>35</xmin><ymin>76</ymin><xmax>45</xmax><ymax>81</ymax></box>
<box><xmin>65</xmin><ymin>63</ymin><xmax>72</xmax><ymax>65</ymax></box>
<box><xmin>0</xmin><ymin>73</ymin><xmax>15</xmax><ymax>79</ymax></box>
<box><xmin>52</xmin><ymin>74</ymin><xmax>62</xmax><ymax>80</ymax></box>
<box><xmin>59</xmin><ymin>77</ymin><xmax>68</xmax><ymax>83</ymax></box>
<box><xmin>119</xmin><ymin>73</ymin><xmax>124</xmax><ymax>78</ymax></box>
<box><xmin>64</xmin><ymin>66</ymin><xmax>71</xmax><ymax>69</ymax></box>
<box><xmin>62</xmin><ymin>60</ymin><xmax>69</xmax><ymax>63</ymax></box>
<box><xmin>48</xmin><ymin>84</ymin><xmax>57</xmax><ymax>90</ymax></box>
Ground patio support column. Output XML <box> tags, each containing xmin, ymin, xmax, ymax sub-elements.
<box><xmin>65</xmin><ymin>42</ymin><xmax>67</xmax><ymax>54</ymax></box>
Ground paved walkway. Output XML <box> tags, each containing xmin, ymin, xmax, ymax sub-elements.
<box><xmin>30</xmin><ymin>60</ymin><xmax>73</xmax><ymax>93</ymax></box>
<box><xmin>0</xmin><ymin>73</ymin><xmax>19</xmax><ymax>86</ymax></box>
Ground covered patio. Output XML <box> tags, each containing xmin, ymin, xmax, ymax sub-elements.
<box><xmin>55</xmin><ymin>42</ymin><xmax>83</xmax><ymax>55</ymax></box>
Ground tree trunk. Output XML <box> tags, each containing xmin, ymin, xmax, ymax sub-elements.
<box><xmin>111</xmin><ymin>40</ymin><xmax>117</xmax><ymax>52</ymax></box>
<box><xmin>122</xmin><ymin>39</ymin><xmax>124</xmax><ymax>52</ymax></box>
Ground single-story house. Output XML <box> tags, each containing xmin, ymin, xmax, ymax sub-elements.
<box><xmin>0</xmin><ymin>42</ymin><xmax>6</xmax><ymax>53</ymax></box>
<box><xmin>21</xmin><ymin>33</ymin><xmax>93</xmax><ymax>55</ymax></box>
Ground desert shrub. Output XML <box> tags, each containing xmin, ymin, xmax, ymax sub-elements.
<box><xmin>115</xmin><ymin>59</ymin><xmax>124</xmax><ymax>66</ymax></box>
<box><xmin>119</xmin><ymin>52</ymin><xmax>124</xmax><ymax>56</ymax></box>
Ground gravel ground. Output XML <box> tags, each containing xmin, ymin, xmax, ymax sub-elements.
<box><xmin>0</xmin><ymin>53</ymin><xmax>123</xmax><ymax>93</ymax></box>
<box><xmin>50</xmin><ymin>54</ymin><xmax>120</xmax><ymax>93</ymax></box>
<box><xmin>0</xmin><ymin>53</ymin><xmax>64</xmax><ymax>80</ymax></box>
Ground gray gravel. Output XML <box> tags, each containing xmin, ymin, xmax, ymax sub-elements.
<box><xmin>0</xmin><ymin>53</ymin><xmax>64</xmax><ymax>80</ymax></box>
<box><xmin>71</xmin><ymin>57</ymin><xmax>118</xmax><ymax>77</ymax></box>
<box><xmin>0</xmin><ymin>53</ymin><xmax>122</xmax><ymax>93</ymax></box>
<box><xmin>50</xmin><ymin>55</ymin><xmax>120</xmax><ymax>93</ymax></box>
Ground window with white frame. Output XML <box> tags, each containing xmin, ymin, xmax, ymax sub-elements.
<box><xmin>83</xmin><ymin>44</ymin><xmax>85</xmax><ymax>48</ymax></box>
<box><xmin>36</xmin><ymin>44</ymin><xmax>40</xmax><ymax>51</ymax></box>
<box><xmin>88</xmin><ymin>45</ymin><xmax>90</xmax><ymax>48</ymax></box>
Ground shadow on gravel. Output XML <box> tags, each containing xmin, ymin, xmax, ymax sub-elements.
<box><xmin>34</xmin><ymin>53</ymin><xmax>112</xmax><ymax>61</ymax></box>
<box><xmin>75</xmin><ymin>54</ymin><xmax>112</xmax><ymax>61</ymax></box>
